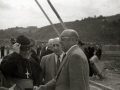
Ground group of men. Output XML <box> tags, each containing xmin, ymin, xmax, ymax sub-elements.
<box><xmin>83</xmin><ymin>44</ymin><xmax>102</xmax><ymax>77</ymax></box>
<box><xmin>0</xmin><ymin>29</ymin><xmax>90</xmax><ymax>90</ymax></box>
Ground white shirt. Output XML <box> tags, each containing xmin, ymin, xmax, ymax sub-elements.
<box><xmin>55</xmin><ymin>53</ymin><xmax>64</xmax><ymax>64</ymax></box>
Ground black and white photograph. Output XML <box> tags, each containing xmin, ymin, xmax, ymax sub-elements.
<box><xmin>0</xmin><ymin>0</ymin><xmax>120</xmax><ymax>90</ymax></box>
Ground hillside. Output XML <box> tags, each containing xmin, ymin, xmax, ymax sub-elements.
<box><xmin>0</xmin><ymin>14</ymin><xmax>120</xmax><ymax>45</ymax></box>
<box><xmin>105</xmin><ymin>14</ymin><xmax>120</xmax><ymax>22</ymax></box>
<box><xmin>15</xmin><ymin>28</ymin><xmax>39</xmax><ymax>33</ymax></box>
<box><xmin>33</xmin><ymin>15</ymin><xmax>120</xmax><ymax>44</ymax></box>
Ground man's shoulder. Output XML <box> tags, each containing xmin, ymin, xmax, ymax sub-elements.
<box><xmin>43</xmin><ymin>53</ymin><xmax>54</xmax><ymax>58</ymax></box>
<box><xmin>41</xmin><ymin>53</ymin><xmax>54</xmax><ymax>63</ymax></box>
<box><xmin>45</xmin><ymin>49</ymin><xmax>53</xmax><ymax>54</ymax></box>
<box><xmin>71</xmin><ymin>47</ymin><xmax>86</xmax><ymax>57</ymax></box>
<box><xmin>2</xmin><ymin>52</ymin><xmax>19</xmax><ymax>60</ymax></box>
<box><xmin>71</xmin><ymin>45</ymin><xmax>81</xmax><ymax>53</ymax></box>
<box><xmin>1</xmin><ymin>52</ymin><xmax>22</xmax><ymax>64</ymax></box>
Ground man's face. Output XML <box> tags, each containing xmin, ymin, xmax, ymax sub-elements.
<box><xmin>22</xmin><ymin>48</ymin><xmax>32</xmax><ymax>54</ymax></box>
<box><xmin>20</xmin><ymin>47</ymin><xmax>32</xmax><ymax>59</ymax></box>
<box><xmin>59</xmin><ymin>32</ymin><xmax>71</xmax><ymax>52</ymax></box>
<box><xmin>53</xmin><ymin>39</ymin><xmax>63</xmax><ymax>55</ymax></box>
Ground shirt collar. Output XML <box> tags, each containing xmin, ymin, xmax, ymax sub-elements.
<box><xmin>55</xmin><ymin>52</ymin><xmax>65</xmax><ymax>63</ymax></box>
<box><xmin>66</xmin><ymin>45</ymin><xmax>77</xmax><ymax>55</ymax></box>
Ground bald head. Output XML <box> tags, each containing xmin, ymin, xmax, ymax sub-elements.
<box><xmin>53</xmin><ymin>37</ymin><xmax>59</xmax><ymax>44</ymax></box>
<box><xmin>60</xmin><ymin>29</ymin><xmax>79</xmax><ymax>52</ymax></box>
<box><xmin>60</xmin><ymin>29</ymin><xmax>79</xmax><ymax>40</ymax></box>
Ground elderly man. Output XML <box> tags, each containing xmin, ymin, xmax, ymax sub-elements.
<box><xmin>36</xmin><ymin>29</ymin><xmax>90</xmax><ymax>90</ymax></box>
<box><xmin>0</xmin><ymin>35</ymin><xmax>42</xmax><ymax>90</ymax></box>
<box><xmin>40</xmin><ymin>37</ymin><xmax>64</xmax><ymax>89</ymax></box>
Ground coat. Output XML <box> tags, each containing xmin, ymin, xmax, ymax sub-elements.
<box><xmin>40</xmin><ymin>53</ymin><xmax>58</xmax><ymax>90</ymax></box>
<box><xmin>0</xmin><ymin>53</ymin><xmax>42</xmax><ymax>86</ymax></box>
<box><xmin>40</xmin><ymin>47</ymin><xmax>53</xmax><ymax>62</ymax></box>
<box><xmin>46</xmin><ymin>45</ymin><xmax>90</xmax><ymax>90</ymax></box>
<box><xmin>40</xmin><ymin>53</ymin><xmax>57</xmax><ymax>84</ymax></box>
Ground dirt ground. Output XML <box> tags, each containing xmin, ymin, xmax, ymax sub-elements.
<box><xmin>90</xmin><ymin>55</ymin><xmax>120</xmax><ymax>90</ymax></box>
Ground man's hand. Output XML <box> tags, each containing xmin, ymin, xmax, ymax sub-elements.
<box><xmin>13</xmin><ymin>43</ymin><xmax>21</xmax><ymax>53</ymax></box>
<box><xmin>33</xmin><ymin>86</ymin><xmax>38</xmax><ymax>90</ymax></box>
<box><xmin>35</xmin><ymin>85</ymin><xmax>47</xmax><ymax>90</ymax></box>
<box><xmin>8</xmin><ymin>84</ymin><xmax>16</xmax><ymax>90</ymax></box>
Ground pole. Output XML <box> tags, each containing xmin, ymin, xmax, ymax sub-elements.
<box><xmin>35</xmin><ymin>0</ymin><xmax>60</xmax><ymax>36</ymax></box>
<box><xmin>47</xmin><ymin>0</ymin><xmax>67</xmax><ymax>30</ymax></box>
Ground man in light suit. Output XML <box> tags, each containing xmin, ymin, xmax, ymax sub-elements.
<box><xmin>40</xmin><ymin>37</ymin><xmax>64</xmax><ymax>87</ymax></box>
<box><xmin>37</xmin><ymin>29</ymin><xmax>90</xmax><ymax>90</ymax></box>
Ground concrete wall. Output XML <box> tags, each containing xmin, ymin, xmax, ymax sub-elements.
<box><xmin>102</xmin><ymin>45</ymin><xmax>120</xmax><ymax>55</ymax></box>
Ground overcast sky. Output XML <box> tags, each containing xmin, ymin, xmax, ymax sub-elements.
<box><xmin>0</xmin><ymin>0</ymin><xmax>120</xmax><ymax>29</ymax></box>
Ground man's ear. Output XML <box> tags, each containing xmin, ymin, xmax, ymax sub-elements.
<box><xmin>71</xmin><ymin>38</ymin><xmax>77</xmax><ymax>44</ymax></box>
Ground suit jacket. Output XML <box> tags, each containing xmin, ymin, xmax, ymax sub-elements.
<box><xmin>0</xmin><ymin>53</ymin><xmax>42</xmax><ymax>86</ymax></box>
<box><xmin>40</xmin><ymin>47</ymin><xmax>53</xmax><ymax>62</ymax></box>
<box><xmin>46</xmin><ymin>45</ymin><xmax>90</xmax><ymax>90</ymax></box>
<box><xmin>40</xmin><ymin>53</ymin><xmax>57</xmax><ymax>84</ymax></box>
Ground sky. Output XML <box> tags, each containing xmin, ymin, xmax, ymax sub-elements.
<box><xmin>0</xmin><ymin>0</ymin><xmax>120</xmax><ymax>29</ymax></box>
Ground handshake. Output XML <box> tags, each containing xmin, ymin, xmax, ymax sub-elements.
<box><xmin>0</xmin><ymin>84</ymin><xmax>16</xmax><ymax>90</ymax></box>
<box><xmin>34</xmin><ymin>85</ymin><xmax>47</xmax><ymax>90</ymax></box>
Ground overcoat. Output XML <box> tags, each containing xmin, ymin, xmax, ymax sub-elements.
<box><xmin>0</xmin><ymin>52</ymin><xmax>42</xmax><ymax>86</ymax></box>
<box><xmin>46</xmin><ymin>45</ymin><xmax>90</xmax><ymax>90</ymax></box>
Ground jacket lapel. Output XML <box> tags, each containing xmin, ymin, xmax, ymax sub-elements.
<box><xmin>49</xmin><ymin>53</ymin><xmax>56</xmax><ymax>78</ymax></box>
<box><xmin>56</xmin><ymin>45</ymin><xmax>79</xmax><ymax>78</ymax></box>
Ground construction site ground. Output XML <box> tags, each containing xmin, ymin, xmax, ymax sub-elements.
<box><xmin>90</xmin><ymin>55</ymin><xmax>120</xmax><ymax>90</ymax></box>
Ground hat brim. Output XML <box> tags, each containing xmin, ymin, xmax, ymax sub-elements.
<box><xmin>20</xmin><ymin>39</ymin><xmax>35</xmax><ymax>48</ymax></box>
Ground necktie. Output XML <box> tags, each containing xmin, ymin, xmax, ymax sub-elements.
<box><xmin>57</xmin><ymin>55</ymin><xmax>60</xmax><ymax>70</ymax></box>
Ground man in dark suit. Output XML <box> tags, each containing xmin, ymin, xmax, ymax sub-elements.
<box><xmin>37</xmin><ymin>45</ymin><xmax>41</xmax><ymax>56</ymax></box>
<box><xmin>95</xmin><ymin>45</ymin><xmax>102</xmax><ymax>60</ymax></box>
<box><xmin>88</xmin><ymin>43</ymin><xmax>95</xmax><ymax>59</ymax></box>
<box><xmin>40</xmin><ymin>37</ymin><xmax>64</xmax><ymax>89</ymax></box>
<box><xmin>37</xmin><ymin>29</ymin><xmax>90</xmax><ymax>90</ymax></box>
<box><xmin>0</xmin><ymin>35</ymin><xmax>42</xmax><ymax>90</ymax></box>
<box><xmin>88</xmin><ymin>44</ymin><xmax>95</xmax><ymax>77</ymax></box>
<box><xmin>1</xmin><ymin>45</ymin><xmax>5</xmax><ymax>58</ymax></box>
<box><xmin>39</xmin><ymin>39</ymin><xmax>54</xmax><ymax>62</ymax></box>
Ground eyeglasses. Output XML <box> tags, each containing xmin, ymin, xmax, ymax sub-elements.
<box><xmin>60</xmin><ymin>37</ymin><xmax>76</xmax><ymax>41</ymax></box>
<box><xmin>60</xmin><ymin>37</ymin><xmax>70</xmax><ymax>41</ymax></box>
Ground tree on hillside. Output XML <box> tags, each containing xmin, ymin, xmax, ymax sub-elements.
<box><xmin>97</xmin><ymin>15</ymin><xmax>104</xmax><ymax>19</ymax></box>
